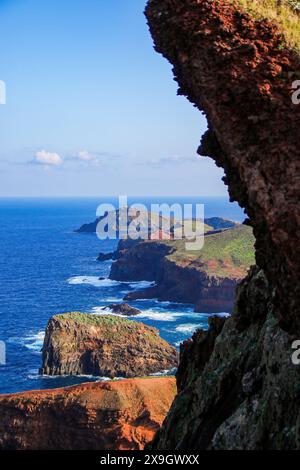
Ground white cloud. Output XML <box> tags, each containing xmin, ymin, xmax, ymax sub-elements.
<box><xmin>77</xmin><ymin>150</ymin><xmax>93</xmax><ymax>161</ymax></box>
<box><xmin>34</xmin><ymin>150</ymin><xmax>63</xmax><ymax>167</ymax></box>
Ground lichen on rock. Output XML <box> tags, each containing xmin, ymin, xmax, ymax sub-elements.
<box><xmin>40</xmin><ymin>312</ymin><xmax>178</xmax><ymax>378</ymax></box>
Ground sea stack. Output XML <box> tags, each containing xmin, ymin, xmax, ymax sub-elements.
<box><xmin>40</xmin><ymin>312</ymin><xmax>178</xmax><ymax>378</ymax></box>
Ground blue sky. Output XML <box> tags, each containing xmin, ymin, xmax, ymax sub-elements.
<box><xmin>0</xmin><ymin>0</ymin><xmax>227</xmax><ymax>197</ymax></box>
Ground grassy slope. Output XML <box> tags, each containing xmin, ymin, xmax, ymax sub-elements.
<box><xmin>233</xmin><ymin>0</ymin><xmax>300</xmax><ymax>50</ymax></box>
<box><xmin>166</xmin><ymin>225</ymin><xmax>255</xmax><ymax>277</ymax></box>
<box><xmin>52</xmin><ymin>313</ymin><xmax>166</xmax><ymax>344</ymax></box>
<box><xmin>54</xmin><ymin>312</ymin><xmax>133</xmax><ymax>327</ymax></box>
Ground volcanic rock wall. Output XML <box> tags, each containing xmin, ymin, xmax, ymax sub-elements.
<box><xmin>145</xmin><ymin>0</ymin><xmax>300</xmax><ymax>450</ymax></box>
<box><xmin>146</xmin><ymin>0</ymin><xmax>300</xmax><ymax>332</ymax></box>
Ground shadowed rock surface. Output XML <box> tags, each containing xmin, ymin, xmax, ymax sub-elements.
<box><xmin>145</xmin><ymin>0</ymin><xmax>300</xmax><ymax>450</ymax></box>
<box><xmin>40</xmin><ymin>313</ymin><xmax>178</xmax><ymax>378</ymax></box>
<box><xmin>97</xmin><ymin>252</ymin><xmax>115</xmax><ymax>261</ymax></box>
<box><xmin>103</xmin><ymin>303</ymin><xmax>142</xmax><ymax>316</ymax></box>
<box><xmin>0</xmin><ymin>378</ymin><xmax>176</xmax><ymax>450</ymax></box>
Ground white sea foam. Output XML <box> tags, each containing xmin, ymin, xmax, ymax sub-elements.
<box><xmin>91</xmin><ymin>306</ymin><xmax>126</xmax><ymax>318</ymax></box>
<box><xmin>136</xmin><ymin>310</ymin><xmax>177</xmax><ymax>322</ymax></box>
<box><xmin>8</xmin><ymin>331</ymin><xmax>45</xmax><ymax>353</ymax></box>
<box><xmin>136</xmin><ymin>309</ymin><xmax>198</xmax><ymax>322</ymax></box>
<box><xmin>67</xmin><ymin>276</ymin><xmax>120</xmax><ymax>287</ymax></box>
<box><xmin>216</xmin><ymin>312</ymin><xmax>231</xmax><ymax>318</ymax></box>
<box><xmin>175</xmin><ymin>323</ymin><xmax>203</xmax><ymax>334</ymax></box>
<box><xmin>150</xmin><ymin>368</ymin><xmax>177</xmax><ymax>377</ymax></box>
<box><xmin>25</xmin><ymin>331</ymin><xmax>45</xmax><ymax>351</ymax></box>
<box><xmin>92</xmin><ymin>305</ymin><xmax>200</xmax><ymax>322</ymax></box>
<box><xmin>128</xmin><ymin>281</ymin><xmax>156</xmax><ymax>289</ymax></box>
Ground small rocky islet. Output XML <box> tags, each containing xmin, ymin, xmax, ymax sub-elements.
<box><xmin>40</xmin><ymin>312</ymin><xmax>178</xmax><ymax>378</ymax></box>
<box><xmin>103</xmin><ymin>303</ymin><xmax>142</xmax><ymax>316</ymax></box>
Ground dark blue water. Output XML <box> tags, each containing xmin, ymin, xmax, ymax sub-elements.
<box><xmin>0</xmin><ymin>197</ymin><xmax>244</xmax><ymax>394</ymax></box>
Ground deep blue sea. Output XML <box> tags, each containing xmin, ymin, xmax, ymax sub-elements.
<box><xmin>0</xmin><ymin>197</ymin><xmax>245</xmax><ymax>394</ymax></box>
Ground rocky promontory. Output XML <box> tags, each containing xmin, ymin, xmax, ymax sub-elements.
<box><xmin>40</xmin><ymin>312</ymin><xmax>178</xmax><ymax>378</ymax></box>
<box><xmin>110</xmin><ymin>224</ymin><xmax>255</xmax><ymax>313</ymax></box>
<box><xmin>0</xmin><ymin>377</ymin><xmax>176</xmax><ymax>450</ymax></box>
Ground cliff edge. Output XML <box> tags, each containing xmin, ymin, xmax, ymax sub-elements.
<box><xmin>111</xmin><ymin>224</ymin><xmax>255</xmax><ymax>313</ymax></box>
<box><xmin>145</xmin><ymin>0</ymin><xmax>300</xmax><ymax>449</ymax></box>
<box><xmin>0</xmin><ymin>378</ymin><xmax>176</xmax><ymax>450</ymax></box>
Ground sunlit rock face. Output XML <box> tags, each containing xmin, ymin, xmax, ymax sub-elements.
<box><xmin>0</xmin><ymin>378</ymin><xmax>176</xmax><ymax>450</ymax></box>
<box><xmin>146</xmin><ymin>0</ymin><xmax>300</xmax><ymax>450</ymax></box>
<box><xmin>40</xmin><ymin>313</ymin><xmax>178</xmax><ymax>378</ymax></box>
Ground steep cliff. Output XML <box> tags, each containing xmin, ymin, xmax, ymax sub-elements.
<box><xmin>0</xmin><ymin>378</ymin><xmax>176</xmax><ymax>450</ymax></box>
<box><xmin>111</xmin><ymin>225</ymin><xmax>255</xmax><ymax>313</ymax></box>
<box><xmin>145</xmin><ymin>0</ymin><xmax>300</xmax><ymax>450</ymax></box>
<box><xmin>41</xmin><ymin>313</ymin><xmax>178</xmax><ymax>378</ymax></box>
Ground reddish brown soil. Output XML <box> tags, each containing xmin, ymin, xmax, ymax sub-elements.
<box><xmin>0</xmin><ymin>377</ymin><xmax>176</xmax><ymax>450</ymax></box>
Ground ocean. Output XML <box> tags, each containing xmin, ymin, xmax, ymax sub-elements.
<box><xmin>0</xmin><ymin>197</ymin><xmax>245</xmax><ymax>394</ymax></box>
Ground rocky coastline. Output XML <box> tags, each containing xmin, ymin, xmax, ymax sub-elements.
<box><xmin>109</xmin><ymin>224</ymin><xmax>254</xmax><ymax>314</ymax></box>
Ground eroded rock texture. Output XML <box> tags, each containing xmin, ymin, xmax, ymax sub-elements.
<box><xmin>0</xmin><ymin>378</ymin><xmax>176</xmax><ymax>450</ymax></box>
<box><xmin>146</xmin><ymin>0</ymin><xmax>300</xmax><ymax>332</ymax></box>
<box><xmin>151</xmin><ymin>268</ymin><xmax>300</xmax><ymax>449</ymax></box>
<box><xmin>145</xmin><ymin>0</ymin><xmax>300</xmax><ymax>450</ymax></box>
<box><xmin>41</xmin><ymin>313</ymin><xmax>178</xmax><ymax>378</ymax></box>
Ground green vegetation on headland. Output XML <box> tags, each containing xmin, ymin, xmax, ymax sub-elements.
<box><xmin>52</xmin><ymin>312</ymin><xmax>167</xmax><ymax>345</ymax></box>
<box><xmin>233</xmin><ymin>0</ymin><xmax>300</xmax><ymax>50</ymax></box>
<box><xmin>164</xmin><ymin>224</ymin><xmax>255</xmax><ymax>277</ymax></box>
<box><xmin>54</xmin><ymin>312</ymin><xmax>140</xmax><ymax>328</ymax></box>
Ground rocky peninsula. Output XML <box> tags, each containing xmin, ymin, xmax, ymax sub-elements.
<box><xmin>110</xmin><ymin>224</ymin><xmax>255</xmax><ymax>313</ymax></box>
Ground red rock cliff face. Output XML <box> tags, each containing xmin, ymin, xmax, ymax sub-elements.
<box><xmin>0</xmin><ymin>378</ymin><xmax>176</xmax><ymax>450</ymax></box>
<box><xmin>145</xmin><ymin>0</ymin><xmax>300</xmax><ymax>450</ymax></box>
<box><xmin>111</xmin><ymin>239</ymin><xmax>243</xmax><ymax>313</ymax></box>
<box><xmin>146</xmin><ymin>0</ymin><xmax>300</xmax><ymax>333</ymax></box>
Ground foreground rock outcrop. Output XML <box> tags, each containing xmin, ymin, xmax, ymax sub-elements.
<box><xmin>41</xmin><ymin>313</ymin><xmax>178</xmax><ymax>378</ymax></box>
<box><xmin>0</xmin><ymin>377</ymin><xmax>176</xmax><ymax>450</ymax></box>
<box><xmin>111</xmin><ymin>225</ymin><xmax>255</xmax><ymax>313</ymax></box>
<box><xmin>150</xmin><ymin>268</ymin><xmax>300</xmax><ymax>450</ymax></box>
<box><xmin>145</xmin><ymin>0</ymin><xmax>300</xmax><ymax>450</ymax></box>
